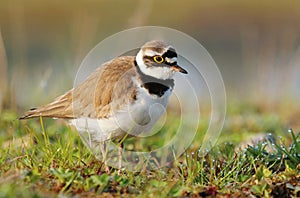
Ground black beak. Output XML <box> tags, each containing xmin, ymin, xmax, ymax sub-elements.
<box><xmin>171</xmin><ymin>65</ymin><xmax>188</xmax><ymax>74</ymax></box>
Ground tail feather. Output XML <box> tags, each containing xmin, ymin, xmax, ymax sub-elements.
<box><xmin>20</xmin><ymin>91</ymin><xmax>74</xmax><ymax>119</ymax></box>
<box><xmin>19</xmin><ymin>104</ymin><xmax>74</xmax><ymax>119</ymax></box>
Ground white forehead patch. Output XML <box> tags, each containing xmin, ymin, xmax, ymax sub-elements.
<box><xmin>165</xmin><ymin>57</ymin><xmax>177</xmax><ymax>64</ymax></box>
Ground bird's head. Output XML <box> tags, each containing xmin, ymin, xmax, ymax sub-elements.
<box><xmin>136</xmin><ymin>40</ymin><xmax>188</xmax><ymax>80</ymax></box>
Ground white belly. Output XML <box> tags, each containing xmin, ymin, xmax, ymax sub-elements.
<box><xmin>70</xmin><ymin>87</ymin><xmax>172</xmax><ymax>143</ymax></box>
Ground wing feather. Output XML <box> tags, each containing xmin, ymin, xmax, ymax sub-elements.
<box><xmin>20</xmin><ymin>56</ymin><xmax>138</xmax><ymax>119</ymax></box>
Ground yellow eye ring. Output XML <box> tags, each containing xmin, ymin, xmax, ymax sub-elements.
<box><xmin>153</xmin><ymin>56</ymin><xmax>164</xmax><ymax>63</ymax></box>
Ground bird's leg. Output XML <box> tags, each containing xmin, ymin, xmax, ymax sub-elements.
<box><xmin>118</xmin><ymin>142</ymin><xmax>124</xmax><ymax>175</ymax></box>
<box><xmin>100</xmin><ymin>141</ymin><xmax>110</xmax><ymax>173</ymax></box>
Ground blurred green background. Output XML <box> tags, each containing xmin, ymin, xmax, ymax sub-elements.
<box><xmin>0</xmin><ymin>0</ymin><xmax>300</xmax><ymax>112</ymax></box>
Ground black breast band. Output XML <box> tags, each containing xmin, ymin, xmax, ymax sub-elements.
<box><xmin>134</xmin><ymin>60</ymin><xmax>174</xmax><ymax>97</ymax></box>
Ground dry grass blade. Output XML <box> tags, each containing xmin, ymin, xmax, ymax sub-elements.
<box><xmin>0</xmin><ymin>28</ymin><xmax>8</xmax><ymax>110</ymax></box>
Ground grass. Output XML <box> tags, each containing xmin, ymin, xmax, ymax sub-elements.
<box><xmin>0</xmin><ymin>105</ymin><xmax>299</xmax><ymax>197</ymax></box>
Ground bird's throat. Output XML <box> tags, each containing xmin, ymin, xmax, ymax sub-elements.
<box><xmin>134</xmin><ymin>60</ymin><xmax>174</xmax><ymax>97</ymax></box>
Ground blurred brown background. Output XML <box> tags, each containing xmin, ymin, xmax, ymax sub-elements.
<box><xmin>0</xmin><ymin>0</ymin><xmax>300</xmax><ymax>111</ymax></box>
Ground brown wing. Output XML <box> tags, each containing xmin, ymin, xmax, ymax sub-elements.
<box><xmin>20</xmin><ymin>56</ymin><xmax>138</xmax><ymax>119</ymax></box>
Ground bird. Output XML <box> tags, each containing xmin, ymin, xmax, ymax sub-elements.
<box><xmin>20</xmin><ymin>40</ymin><xmax>188</xmax><ymax>172</ymax></box>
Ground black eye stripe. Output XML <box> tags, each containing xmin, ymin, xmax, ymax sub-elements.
<box><xmin>143</xmin><ymin>53</ymin><xmax>177</xmax><ymax>66</ymax></box>
<box><xmin>163</xmin><ymin>50</ymin><xmax>177</xmax><ymax>58</ymax></box>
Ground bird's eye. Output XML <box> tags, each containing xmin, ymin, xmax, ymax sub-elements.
<box><xmin>153</xmin><ymin>56</ymin><xmax>164</xmax><ymax>63</ymax></box>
